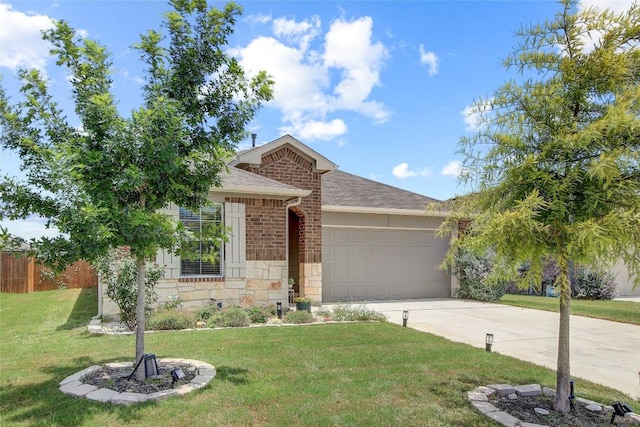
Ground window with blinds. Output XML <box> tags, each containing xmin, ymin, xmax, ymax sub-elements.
<box><xmin>179</xmin><ymin>204</ymin><xmax>223</xmax><ymax>276</ymax></box>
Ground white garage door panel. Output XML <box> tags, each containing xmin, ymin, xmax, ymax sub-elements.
<box><xmin>322</xmin><ymin>228</ymin><xmax>450</xmax><ymax>302</ymax></box>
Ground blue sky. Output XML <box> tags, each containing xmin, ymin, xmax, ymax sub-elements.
<box><xmin>0</xmin><ymin>0</ymin><xmax>633</xmax><ymax>239</ymax></box>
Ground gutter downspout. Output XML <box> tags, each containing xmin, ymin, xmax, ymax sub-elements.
<box><xmin>285</xmin><ymin>197</ymin><xmax>302</xmax><ymax>307</ymax></box>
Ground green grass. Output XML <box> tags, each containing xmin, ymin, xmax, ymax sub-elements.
<box><xmin>1</xmin><ymin>289</ymin><xmax>636</xmax><ymax>427</ymax></box>
<box><xmin>499</xmin><ymin>294</ymin><xmax>640</xmax><ymax>325</ymax></box>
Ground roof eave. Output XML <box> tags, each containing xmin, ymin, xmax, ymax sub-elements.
<box><xmin>322</xmin><ymin>205</ymin><xmax>452</xmax><ymax>217</ymax></box>
<box><xmin>211</xmin><ymin>186</ymin><xmax>311</xmax><ymax>199</ymax></box>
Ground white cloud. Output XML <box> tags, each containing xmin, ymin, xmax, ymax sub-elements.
<box><xmin>419</xmin><ymin>44</ymin><xmax>438</xmax><ymax>76</ymax></box>
<box><xmin>578</xmin><ymin>0</ymin><xmax>635</xmax><ymax>15</ymax></box>
<box><xmin>246</xmin><ymin>12</ymin><xmax>272</xmax><ymax>25</ymax></box>
<box><xmin>441</xmin><ymin>160</ymin><xmax>463</xmax><ymax>177</ymax></box>
<box><xmin>461</xmin><ymin>99</ymin><xmax>493</xmax><ymax>132</ymax></box>
<box><xmin>280</xmin><ymin>118</ymin><xmax>347</xmax><ymax>141</ymax></box>
<box><xmin>273</xmin><ymin>16</ymin><xmax>320</xmax><ymax>52</ymax></box>
<box><xmin>573</xmin><ymin>1</ymin><xmax>636</xmax><ymax>54</ymax></box>
<box><xmin>231</xmin><ymin>14</ymin><xmax>390</xmax><ymax>142</ymax></box>
<box><xmin>392</xmin><ymin>162</ymin><xmax>431</xmax><ymax>179</ymax></box>
<box><xmin>121</xmin><ymin>69</ymin><xmax>145</xmax><ymax>85</ymax></box>
<box><xmin>0</xmin><ymin>4</ymin><xmax>54</xmax><ymax>71</ymax></box>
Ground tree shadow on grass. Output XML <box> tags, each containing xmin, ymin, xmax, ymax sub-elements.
<box><xmin>56</xmin><ymin>288</ymin><xmax>98</xmax><ymax>331</ymax></box>
<box><xmin>213</xmin><ymin>366</ymin><xmax>249</xmax><ymax>385</ymax></box>
<box><xmin>0</xmin><ymin>356</ymin><xmax>151</xmax><ymax>427</ymax></box>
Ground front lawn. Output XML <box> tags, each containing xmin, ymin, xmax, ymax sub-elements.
<box><xmin>0</xmin><ymin>289</ymin><xmax>635</xmax><ymax>426</ymax></box>
<box><xmin>499</xmin><ymin>294</ymin><xmax>640</xmax><ymax>325</ymax></box>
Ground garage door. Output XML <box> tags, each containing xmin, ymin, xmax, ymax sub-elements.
<box><xmin>322</xmin><ymin>227</ymin><xmax>451</xmax><ymax>302</ymax></box>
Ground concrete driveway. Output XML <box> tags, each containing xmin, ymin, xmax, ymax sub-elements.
<box><xmin>331</xmin><ymin>299</ymin><xmax>640</xmax><ymax>400</ymax></box>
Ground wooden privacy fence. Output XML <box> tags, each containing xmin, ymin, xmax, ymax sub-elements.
<box><xmin>0</xmin><ymin>252</ymin><xmax>98</xmax><ymax>293</ymax></box>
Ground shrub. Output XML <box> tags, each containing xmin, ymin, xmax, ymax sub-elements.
<box><xmin>455</xmin><ymin>248</ymin><xmax>506</xmax><ymax>302</ymax></box>
<box><xmin>246</xmin><ymin>305</ymin><xmax>275</xmax><ymax>324</ymax></box>
<box><xmin>283</xmin><ymin>310</ymin><xmax>315</xmax><ymax>324</ymax></box>
<box><xmin>94</xmin><ymin>247</ymin><xmax>164</xmax><ymax>329</ymax></box>
<box><xmin>315</xmin><ymin>307</ymin><xmax>332</xmax><ymax>319</ymax></box>
<box><xmin>194</xmin><ymin>303</ymin><xmax>220</xmax><ymax>322</ymax></box>
<box><xmin>329</xmin><ymin>305</ymin><xmax>386</xmax><ymax>322</ymax></box>
<box><xmin>207</xmin><ymin>306</ymin><xmax>250</xmax><ymax>328</ymax></box>
<box><xmin>147</xmin><ymin>310</ymin><xmax>194</xmax><ymax>330</ymax></box>
<box><xmin>573</xmin><ymin>268</ymin><xmax>617</xmax><ymax>300</ymax></box>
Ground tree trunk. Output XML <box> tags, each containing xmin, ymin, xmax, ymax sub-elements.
<box><xmin>554</xmin><ymin>263</ymin><xmax>571</xmax><ymax>413</ymax></box>
<box><xmin>134</xmin><ymin>256</ymin><xmax>147</xmax><ymax>381</ymax></box>
<box><xmin>134</xmin><ymin>192</ymin><xmax>147</xmax><ymax>381</ymax></box>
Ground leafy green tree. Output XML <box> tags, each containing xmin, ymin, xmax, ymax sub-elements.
<box><xmin>0</xmin><ymin>0</ymin><xmax>273</xmax><ymax>380</ymax></box>
<box><xmin>439</xmin><ymin>0</ymin><xmax>639</xmax><ymax>412</ymax></box>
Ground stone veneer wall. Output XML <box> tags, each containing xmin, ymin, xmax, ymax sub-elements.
<box><xmin>101</xmin><ymin>260</ymin><xmax>289</xmax><ymax>317</ymax></box>
<box><xmin>301</xmin><ymin>262</ymin><xmax>322</xmax><ymax>303</ymax></box>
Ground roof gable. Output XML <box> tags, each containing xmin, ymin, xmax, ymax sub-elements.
<box><xmin>230</xmin><ymin>134</ymin><xmax>337</xmax><ymax>173</ymax></box>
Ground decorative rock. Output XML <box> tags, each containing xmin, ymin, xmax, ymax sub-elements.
<box><xmin>467</xmin><ymin>391</ymin><xmax>489</xmax><ymax>401</ymax></box>
<box><xmin>470</xmin><ymin>400</ymin><xmax>499</xmax><ymax>414</ymax></box>
<box><xmin>112</xmin><ymin>392</ymin><xmax>148</xmax><ymax>405</ymax></box>
<box><xmin>585</xmin><ymin>404</ymin><xmax>602</xmax><ymax>412</ymax></box>
<box><xmin>147</xmin><ymin>389</ymin><xmax>179</xmax><ymax>401</ymax></box>
<box><xmin>542</xmin><ymin>387</ymin><xmax>555</xmax><ymax>397</ymax></box>
<box><xmin>59</xmin><ymin>365</ymin><xmax>103</xmax><ymax>386</ymax></box>
<box><xmin>534</xmin><ymin>407</ymin><xmax>549</xmax><ymax>416</ymax></box>
<box><xmin>508</xmin><ymin>393</ymin><xmax>518</xmax><ymax>400</ymax></box>
<box><xmin>515</xmin><ymin>384</ymin><xmax>542</xmax><ymax>396</ymax></box>
<box><xmin>59</xmin><ymin>358</ymin><xmax>216</xmax><ymax>405</ymax></box>
<box><xmin>473</xmin><ymin>385</ymin><xmax>496</xmax><ymax>397</ymax></box>
<box><xmin>576</xmin><ymin>397</ymin><xmax>600</xmax><ymax>406</ymax></box>
<box><xmin>86</xmin><ymin>388</ymin><xmax>120</xmax><ymax>402</ymax></box>
<box><xmin>486</xmin><ymin>410</ymin><xmax>520</xmax><ymax>427</ymax></box>
<box><xmin>60</xmin><ymin>382</ymin><xmax>98</xmax><ymax>397</ymax></box>
<box><xmin>624</xmin><ymin>412</ymin><xmax>640</xmax><ymax>425</ymax></box>
<box><xmin>520</xmin><ymin>423</ymin><xmax>549</xmax><ymax>427</ymax></box>
<box><xmin>487</xmin><ymin>384</ymin><xmax>516</xmax><ymax>396</ymax></box>
<box><xmin>105</xmin><ymin>362</ymin><xmax>133</xmax><ymax>369</ymax></box>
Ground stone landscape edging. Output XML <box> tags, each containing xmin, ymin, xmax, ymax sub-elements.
<box><xmin>467</xmin><ymin>383</ymin><xmax>640</xmax><ymax>427</ymax></box>
<box><xmin>59</xmin><ymin>358</ymin><xmax>216</xmax><ymax>405</ymax></box>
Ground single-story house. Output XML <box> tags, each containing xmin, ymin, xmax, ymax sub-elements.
<box><xmin>100</xmin><ymin>134</ymin><xmax>457</xmax><ymax>315</ymax></box>
<box><xmin>99</xmin><ymin>134</ymin><xmax>638</xmax><ymax>316</ymax></box>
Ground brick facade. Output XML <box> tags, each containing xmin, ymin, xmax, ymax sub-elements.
<box><xmin>242</xmin><ymin>146</ymin><xmax>323</xmax><ymax>264</ymax></box>
<box><xmin>226</xmin><ymin>197</ymin><xmax>286</xmax><ymax>261</ymax></box>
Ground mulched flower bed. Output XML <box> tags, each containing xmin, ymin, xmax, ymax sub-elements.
<box><xmin>82</xmin><ymin>362</ymin><xmax>197</xmax><ymax>394</ymax></box>
<box><xmin>493</xmin><ymin>395</ymin><xmax>635</xmax><ymax>426</ymax></box>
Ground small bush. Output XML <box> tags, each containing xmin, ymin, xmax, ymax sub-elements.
<box><xmin>207</xmin><ymin>306</ymin><xmax>250</xmax><ymax>328</ymax></box>
<box><xmin>573</xmin><ymin>269</ymin><xmax>617</xmax><ymax>300</ymax></box>
<box><xmin>315</xmin><ymin>307</ymin><xmax>332</xmax><ymax>319</ymax></box>
<box><xmin>194</xmin><ymin>303</ymin><xmax>220</xmax><ymax>322</ymax></box>
<box><xmin>246</xmin><ymin>305</ymin><xmax>275</xmax><ymax>324</ymax></box>
<box><xmin>283</xmin><ymin>310</ymin><xmax>315</xmax><ymax>324</ymax></box>
<box><xmin>455</xmin><ymin>249</ymin><xmax>507</xmax><ymax>302</ymax></box>
<box><xmin>147</xmin><ymin>310</ymin><xmax>194</xmax><ymax>330</ymax></box>
<box><xmin>330</xmin><ymin>305</ymin><xmax>386</xmax><ymax>322</ymax></box>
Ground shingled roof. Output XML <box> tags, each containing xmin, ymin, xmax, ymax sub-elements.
<box><xmin>212</xmin><ymin>166</ymin><xmax>310</xmax><ymax>198</ymax></box>
<box><xmin>321</xmin><ymin>170</ymin><xmax>442</xmax><ymax>211</ymax></box>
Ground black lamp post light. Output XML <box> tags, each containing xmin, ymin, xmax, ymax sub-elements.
<box><xmin>485</xmin><ymin>333</ymin><xmax>494</xmax><ymax>353</ymax></box>
<box><xmin>276</xmin><ymin>302</ymin><xmax>283</xmax><ymax>319</ymax></box>
<box><xmin>402</xmin><ymin>310</ymin><xmax>409</xmax><ymax>327</ymax></box>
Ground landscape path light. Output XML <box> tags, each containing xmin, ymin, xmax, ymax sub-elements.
<box><xmin>402</xmin><ymin>310</ymin><xmax>409</xmax><ymax>327</ymax></box>
<box><xmin>485</xmin><ymin>333</ymin><xmax>494</xmax><ymax>353</ymax></box>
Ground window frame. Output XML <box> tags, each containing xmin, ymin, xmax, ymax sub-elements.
<box><xmin>179</xmin><ymin>203</ymin><xmax>224</xmax><ymax>277</ymax></box>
